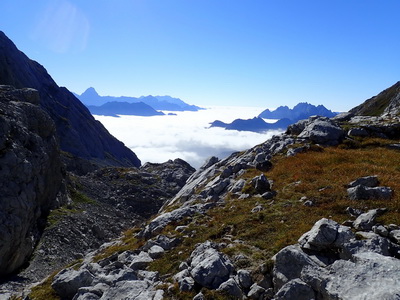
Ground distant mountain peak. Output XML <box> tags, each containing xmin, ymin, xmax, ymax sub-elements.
<box><xmin>258</xmin><ymin>102</ymin><xmax>336</xmax><ymax>120</ymax></box>
<box><xmin>82</xmin><ymin>87</ymin><xmax>99</xmax><ymax>96</ymax></box>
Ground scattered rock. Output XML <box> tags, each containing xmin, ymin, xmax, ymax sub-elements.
<box><xmin>353</xmin><ymin>208</ymin><xmax>387</xmax><ymax>231</ymax></box>
<box><xmin>347</xmin><ymin>185</ymin><xmax>393</xmax><ymax>201</ymax></box>
<box><xmin>217</xmin><ymin>278</ymin><xmax>243</xmax><ymax>298</ymax></box>
<box><xmin>348</xmin><ymin>127</ymin><xmax>369</xmax><ymax>137</ymax></box>
<box><xmin>237</xmin><ymin>269</ymin><xmax>253</xmax><ymax>289</ymax></box>
<box><xmin>52</xmin><ymin>268</ymin><xmax>94</xmax><ymax>299</ymax></box>
<box><xmin>348</xmin><ymin>175</ymin><xmax>379</xmax><ymax>188</ymax></box>
<box><xmin>252</xmin><ymin>174</ymin><xmax>271</xmax><ymax>194</ymax></box>
<box><xmin>274</xmin><ymin>278</ymin><xmax>315</xmax><ymax>300</ymax></box>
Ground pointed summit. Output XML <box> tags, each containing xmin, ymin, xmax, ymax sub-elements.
<box><xmin>82</xmin><ymin>87</ymin><xmax>99</xmax><ymax>97</ymax></box>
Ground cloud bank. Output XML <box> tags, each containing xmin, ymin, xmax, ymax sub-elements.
<box><xmin>94</xmin><ymin>106</ymin><xmax>283</xmax><ymax>169</ymax></box>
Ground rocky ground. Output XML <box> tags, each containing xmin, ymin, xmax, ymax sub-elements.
<box><xmin>0</xmin><ymin>159</ymin><xmax>195</xmax><ymax>298</ymax></box>
<box><xmin>21</xmin><ymin>113</ymin><xmax>400</xmax><ymax>300</ymax></box>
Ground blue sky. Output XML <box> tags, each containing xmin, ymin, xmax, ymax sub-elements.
<box><xmin>1</xmin><ymin>0</ymin><xmax>399</xmax><ymax>111</ymax></box>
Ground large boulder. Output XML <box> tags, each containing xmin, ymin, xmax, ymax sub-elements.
<box><xmin>52</xmin><ymin>268</ymin><xmax>94</xmax><ymax>299</ymax></box>
<box><xmin>189</xmin><ymin>241</ymin><xmax>235</xmax><ymax>289</ymax></box>
<box><xmin>298</xmin><ymin>218</ymin><xmax>355</xmax><ymax>251</ymax></box>
<box><xmin>303</xmin><ymin>252</ymin><xmax>400</xmax><ymax>299</ymax></box>
<box><xmin>347</xmin><ymin>185</ymin><xmax>393</xmax><ymax>201</ymax></box>
<box><xmin>0</xmin><ymin>86</ymin><xmax>66</xmax><ymax>276</ymax></box>
<box><xmin>291</xmin><ymin>116</ymin><xmax>345</xmax><ymax>145</ymax></box>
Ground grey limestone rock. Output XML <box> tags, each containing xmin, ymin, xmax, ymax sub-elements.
<box><xmin>273</xmin><ymin>245</ymin><xmax>320</xmax><ymax>291</ymax></box>
<box><xmin>274</xmin><ymin>278</ymin><xmax>315</xmax><ymax>300</ymax></box>
<box><xmin>348</xmin><ymin>127</ymin><xmax>369</xmax><ymax>137</ymax></box>
<box><xmin>252</xmin><ymin>174</ymin><xmax>271</xmax><ymax>194</ymax></box>
<box><xmin>99</xmin><ymin>280</ymin><xmax>162</xmax><ymax>300</ymax></box>
<box><xmin>217</xmin><ymin>278</ymin><xmax>243</xmax><ymax>298</ymax></box>
<box><xmin>148</xmin><ymin>245</ymin><xmax>164</xmax><ymax>259</ymax></box>
<box><xmin>129</xmin><ymin>251</ymin><xmax>153</xmax><ymax>270</ymax></box>
<box><xmin>247</xmin><ymin>283</ymin><xmax>266</xmax><ymax>299</ymax></box>
<box><xmin>173</xmin><ymin>270</ymin><xmax>195</xmax><ymax>291</ymax></box>
<box><xmin>353</xmin><ymin>208</ymin><xmax>387</xmax><ymax>231</ymax></box>
<box><xmin>52</xmin><ymin>268</ymin><xmax>94</xmax><ymax>299</ymax></box>
<box><xmin>348</xmin><ymin>175</ymin><xmax>379</xmax><ymax>188</ymax></box>
<box><xmin>347</xmin><ymin>185</ymin><xmax>393</xmax><ymax>200</ymax></box>
<box><xmin>303</xmin><ymin>252</ymin><xmax>400</xmax><ymax>300</ymax></box>
<box><xmin>138</xmin><ymin>206</ymin><xmax>196</xmax><ymax>238</ymax></box>
<box><xmin>237</xmin><ymin>269</ymin><xmax>253</xmax><ymax>289</ymax></box>
<box><xmin>72</xmin><ymin>283</ymin><xmax>109</xmax><ymax>300</ymax></box>
<box><xmin>296</xmin><ymin>116</ymin><xmax>345</xmax><ymax>145</ymax></box>
<box><xmin>143</xmin><ymin>235</ymin><xmax>180</xmax><ymax>251</ymax></box>
<box><xmin>189</xmin><ymin>241</ymin><xmax>235</xmax><ymax>289</ymax></box>
<box><xmin>229</xmin><ymin>178</ymin><xmax>246</xmax><ymax>193</ymax></box>
<box><xmin>298</xmin><ymin>218</ymin><xmax>355</xmax><ymax>251</ymax></box>
<box><xmin>390</xmin><ymin>230</ymin><xmax>400</xmax><ymax>244</ymax></box>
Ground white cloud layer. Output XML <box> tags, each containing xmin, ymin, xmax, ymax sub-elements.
<box><xmin>94</xmin><ymin>106</ymin><xmax>283</xmax><ymax>169</ymax></box>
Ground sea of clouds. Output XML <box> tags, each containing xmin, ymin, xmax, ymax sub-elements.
<box><xmin>94</xmin><ymin>106</ymin><xmax>283</xmax><ymax>169</ymax></box>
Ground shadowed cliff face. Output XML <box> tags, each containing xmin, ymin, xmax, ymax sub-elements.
<box><xmin>0</xmin><ymin>86</ymin><xmax>66</xmax><ymax>276</ymax></box>
<box><xmin>0</xmin><ymin>31</ymin><xmax>141</xmax><ymax>168</ymax></box>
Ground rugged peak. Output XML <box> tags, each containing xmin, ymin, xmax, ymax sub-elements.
<box><xmin>0</xmin><ymin>31</ymin><xmax>141</xmax><ymax>170</ymax></box>
<box><xmin>350</xmin><ymin>81</ymin><xmax>400</xmax><ymax>116</ymax></box>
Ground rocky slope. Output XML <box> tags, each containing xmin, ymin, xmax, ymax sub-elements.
<box><xmin>0</xmin><ymin>31</ymin><xmax>140</xmax><ymax>169</ymax></box>
<box><xmin>0</xmin><ymin>159</ymin><xmax>195</xmax><ymax>297</ymax></box>
<box><xmin>22</xmin><ymin>101</ymin><xmax>400</xmax><ymax>299</ymax></box>
<box><xmin>350</xmin><ymin>81</ymin><xmax>400</xmax><ymax>116</ymax></box>
<box><xmin>0</xmin><ymin>86</ymin><xmax>67</xmax><ymax>276</ymax></box>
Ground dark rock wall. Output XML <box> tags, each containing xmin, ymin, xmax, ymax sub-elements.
<box><xmin>0</xmin><ymin>86</ymin><xmax>66</xmax><ymax>276</ymax></box>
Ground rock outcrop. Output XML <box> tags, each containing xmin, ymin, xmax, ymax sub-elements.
<box><xmin>0</xmin><ymin>86</ymin><xmax>66</xmax><ymax>276</ymax></box>
<box><xmin>0</xmin><ymin>31</ymin><xmax>140</xmax><ymax>170</ymax></box>
<box><xmin>272</xmin><ymin>211</ymin><xmax>400</xmax><ymax>299</ymax></box>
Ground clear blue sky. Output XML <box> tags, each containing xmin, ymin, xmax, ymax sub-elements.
<box><xmin>1</xmin><ymin>0</ymin><xmax>399</xmax><ymax>111</ymax></box>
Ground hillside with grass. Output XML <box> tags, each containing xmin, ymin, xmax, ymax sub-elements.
<box><xmin>24</xmin><ymin>103</ymin><xmax>400</xmax><ymax>299</ymax></box>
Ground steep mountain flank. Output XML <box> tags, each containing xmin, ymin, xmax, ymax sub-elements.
<box><xmin>0</xmin><ymin>86</ymin><xmax>67</xmax><ymax>276</ymax></box>
<box><xmin>0</xmin><ymin>31</ymin><xmax>140</xmax><ymax>169</ymax></box>
<box><xmin>350</xmin><ymin>81</ymin><xmax>400</xmax><ymax>116</ymax></box>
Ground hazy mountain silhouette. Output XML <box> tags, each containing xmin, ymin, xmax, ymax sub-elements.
<box><xmin>87</xmin><ymin>101</ymin><xmax>165</xmax><ymax>117</ymax></box>
<box><xmin>259</xmin><ymin>102</ymin><xmax>336</xmax><ymax>119</ymax></box>
<box><xmin>210</xmin><ymin>103</ymin><xmax>337</xmax><ymax>133</ymax></box>
<box><xmin>77</xmin><ymin>87</ymin><xmax>203</xmax><ymax>112</ymax></box>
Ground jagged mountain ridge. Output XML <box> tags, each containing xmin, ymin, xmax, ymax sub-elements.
<box><xmin>0</xmin><ymin>31</ymin><xmax>140</xmax><ymax>168</ymax></box>
<box><xmin>210</xmin><ymin>117</ymin><xmax>292</xmax><ymax>132</ymax></box>
<box><xmin>258</xmin><ymin>102</ymin><xmax>337</xmax><ymax>119</ymax></box>
<box><xmin>210</xmin><ymin>102</ymin><xmax>337</xmax><ymax>133</ymax></box>
<box><xmin>77</xmin><ymin>87</ymin><xmax>203</xmax><ymax>112</ymax></box>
